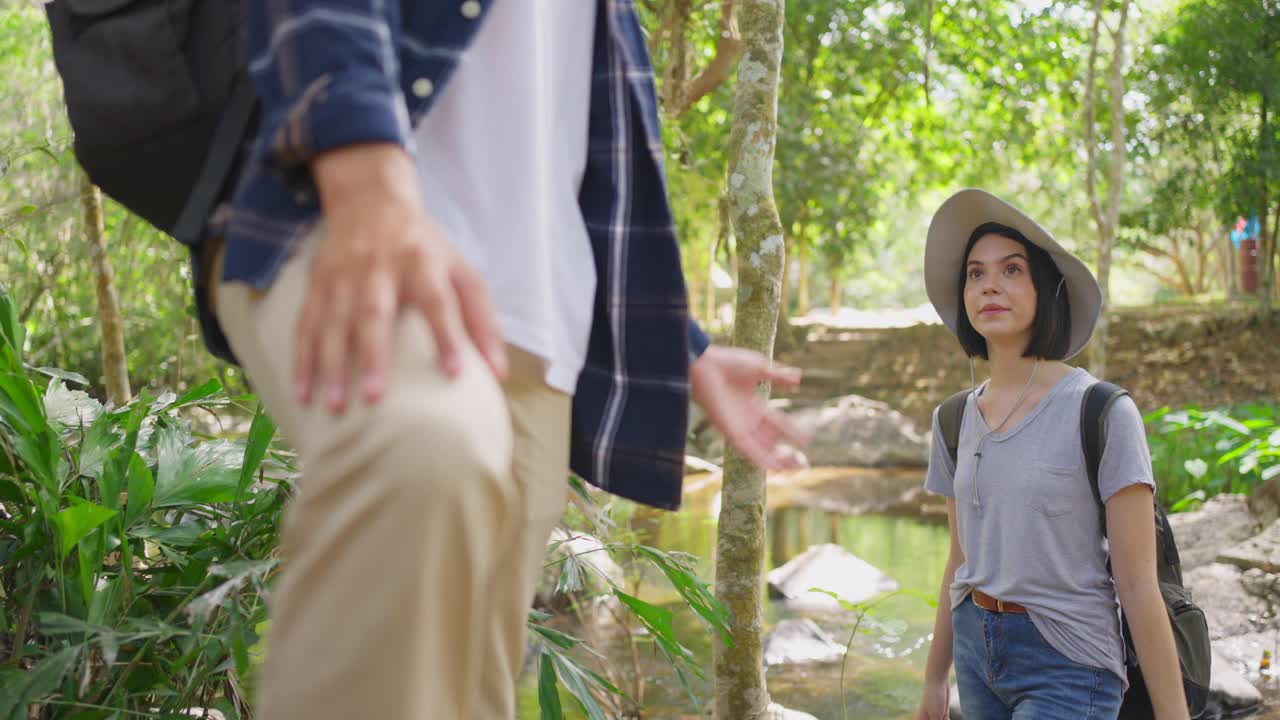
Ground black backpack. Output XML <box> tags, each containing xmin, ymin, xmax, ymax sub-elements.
<box><xmin>45</xmin><ymin>0</ymin><xmax>258</xmax><ymax>246</ymax></box>
<box><xmin>937</xmin><ymin>381</ymin><xmax>1212</xmax><ymax>719</ymax></box>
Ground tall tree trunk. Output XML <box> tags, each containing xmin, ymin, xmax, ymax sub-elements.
<box><xmin>81</xmin><ymin>173</ymin><xmax>130</xmax><ymax>406</ymax></box>
<box><xmin>714</xmin><ymin>1</ymin><xmax>785</xmax><ymax>717</ymax></box>
<box><xmin>829</xmin><ymin>274</ymin><xmax>841</xmax><ymax>316</ymax></box>
<box><xmin>1224</xmin><ymin>225</ymin><xmax>1239</xmax><ymax>297</ymax></box>
<box><xmin>1260</xmin><ymin>95</ymin><xmax>1276</xmax><ymax>318</ymax></box>
<box><xmin>1194</xmin><ymin>227</ymin><xmax>1210</xmax><ymax>295</ymax></box>
<box><xmin>1083</xmin><ymin>0</ymin><xmax>1129</xmax><ymax>379</ymax></box>
<box><xmin>711</xmin><ymin>190</ymin><xmax>733</xmax><ymax>323</ymax></box>
<box><xmin>706</xmin><ymin>234</ymin><xmax>720</xmax><ymax>326</ymax></box>
<box><xmin>796</xmin><ymin>237</ymin><xmax>810</xmax><ymax>316</ymax></box>
<box><xmin>779</xmin><ymin>234</ymin><xmax>793</xmax><ymax>320</ymax></box>
<box><xmin>774</xmin><ymin>235</ymin><xmax>796</xmax><ymax>353</ymax></box>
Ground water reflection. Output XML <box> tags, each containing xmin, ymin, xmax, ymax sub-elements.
<box><xmin>517</xmin><ymin>479</ymin><xmax>951</xmax><ymax>719</ymax></box>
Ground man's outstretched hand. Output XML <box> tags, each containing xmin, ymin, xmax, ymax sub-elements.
<box><xmin>689</xmin><ymin>345</ymin><xmax>811</xmax><ymax>470</ymax></box>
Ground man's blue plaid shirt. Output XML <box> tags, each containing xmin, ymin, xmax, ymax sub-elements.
<box><xmin>208</xmin><ymin>0</ymin><xmax>707</xmax><ymax>509</ymax></box>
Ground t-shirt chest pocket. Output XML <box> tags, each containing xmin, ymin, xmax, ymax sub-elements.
<box><xmin>1024</xmin><ymin>462</ymin><xmax>1082</xmax><ymax>517</ymax></box>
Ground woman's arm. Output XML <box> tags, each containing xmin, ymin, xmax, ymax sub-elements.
<box><xmin>918</xmin><ymin>499</ymin><xmax>963</xmax><ymax>719</ymax></box>
<box><xmin>1108</xmin><ymin>484</ymin><xmax>1189</xmax><ymax>720</ymax></box>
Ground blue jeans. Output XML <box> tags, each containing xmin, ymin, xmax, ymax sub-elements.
<box><xmin>952</xmin><ymin>595</ymin><xmax>1124</xmax><ymax>720</ymax></box>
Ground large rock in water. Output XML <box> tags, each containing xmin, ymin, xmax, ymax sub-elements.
<box><xmin>767</xmin><ymin>544</ymin><xmax>898</xmax><ymax>612</ymax></box>
<box><xmin>763</xmin><ymin>618</ymin><xmax>847</xmax><ymax>666</ymax></box>
<box><xmin>688</xmin><ymin>394</ymin><xmax>929</xmax><ymax>468</ymax></box>
<box><xmin>1167</xmin><ymin>493</ymin><xmax>1259</xmax><ymax>570</ymax></box>
<box><xmin>784</xmin><ymin>395</ymin><xmax>930</xmax><ymax>467</ymax></box>
<box><xmin>764</xmin><ymin>703</ymin><xmax>820</xmax><ymax>720</ymax></box>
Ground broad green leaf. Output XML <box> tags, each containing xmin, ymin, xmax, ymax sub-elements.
<box><xmin>538</xmin><ymin>653</ymin><xmax>563</xmax><ymax>720</ymax></box>
<box><xmin>1241</xmin><ymin>454</ymin><xmax>1259</xmax><ymax>475</ymax></box>
<box><xmin>42</xmin><ymin>380</ymin><xmax>101</xmax><ymax>428</ymax></box>
<box><xmin>152</xmin><ymin>425</ymin><xmax>241</xmax><ymax>507</ymax></box>
<box><xmin>0</xmin><ymin>371</ymin><xmax>44</xmax><ymax>434</ymax></box>
<box><xmin>88</xmin><ymin>575</ymin><xmax>123</xmax><ymax>627</ymax></box>
<box><xmin>636</xmin><ymin>545</ymin><xmax>732</xmax><ymax>645</ymax></box>
<box><xmin>123</xmin><ymin>452</ymin><xmax>154</xmax><ymax>528</ymax></box>
<box><xmin>129</xmin><ymin>522</ymin><xmax>207</xmax><ymax>548</ymax></box>
<box><xmin>231</xmin><ymin>623</ymin><xmax>251</xmax><ymax>677</ymax></box>
<box><xmin>549</xmin><ymin>652</ymin><xmax>613</xmax><ymax>720</ymax></box>
<box><xmin>77</xmin><ymin>413</ymin><xmax>120</xmax><ymax>479</ymax></box>
<box><xmin>0</xmin><ymin>281</ymin><xmax>23</xmax><ymax>369</ymax></box>
<box><xmin>1183</xmin><ymin>458</ymin><xmax>1209</xmax><ymax>479</ymax></box>
<box><xmin>614</xmin><ymin>589</ymin><xmax>696</xmax><ymax>667</ymax></box>
<box><xmin>0</xmin><ymin>669</ymin><xmax>23</xmax><ymax>720</ymax></box>
<box><xmin>1218</xmin><ymin>439</ymin><xmax>1259</xmax><ymax>465</ymax></box>
<box><xmin>53</xmin><ymin>500</ymin><xmax>116</xmax><ymax>559</ymax></box>
<box><xmin>0</xmin><ymin>645</ymin><xmax>79</xmax><ymax>720</ymax></box>
<box><xmin>30</xmin><ymin>366</ymin><xmax>89</xmax><ymax>387</ymax></box>
<box><xmin>1205</xmin><ymin>413</ymin><xmax>1251</xmax><ymax>436</ymax></box>
<box><xmin>37</xmin><ymin>611</ymin><xmax>100</xmax><ymax>635</ymax></box>
<box><xmin>14</xmin><ymin>429</ymin><xmax>59</xmax><ymax>491</ymax></box>
<box><xmin>155</xmin><ymin>378</ymin><xmax>222</xmax><ymax>413</ymax></box>
<box><xmin>1171</xmin><ymin>490</ymin><xmax>1207</xmax><ymax>513</ymax></box>
<box><xmin>238</xmin><ymin>403</ymin><xmax>276</xmax><ymax>497</ymax></box>
<box><xmin>528</xmin><ymin>623</ymin><xmax>581</xmax><ymax>651</ymax></box>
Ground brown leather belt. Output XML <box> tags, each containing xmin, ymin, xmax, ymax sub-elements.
<box><xmin>972</xmin><ymin>590</ymin><xmax>1028</xmax><ymax>614</ymax></box>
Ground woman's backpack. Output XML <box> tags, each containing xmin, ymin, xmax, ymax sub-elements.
<box><xmin>937</xmin><ymin>381</ymin><xmax>1212</xmax><ymax>719</ymax></box>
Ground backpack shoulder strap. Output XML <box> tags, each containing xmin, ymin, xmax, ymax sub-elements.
<box><xmin>1081</xmin><ymin>380</ymin><xmax>1129</xmax><ymax>537</ymax></box>
<box><xmin>937</xmin><ymin>389</ymin><xmax>972</xmax><ymax>470</ymax></box>
<box><xmin>171</xmin><ymin>76</ymin><xmax>259</xmax><ymax>246</ymax></box>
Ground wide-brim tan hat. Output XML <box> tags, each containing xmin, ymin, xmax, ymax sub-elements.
<box><xmin>925</xmin><ymin>188</ymin><xmax>1101</xmax><ymax>359</ymax></box>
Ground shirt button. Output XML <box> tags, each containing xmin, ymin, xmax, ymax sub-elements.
<box><xmin>460</xmin><ymin>1</ymin><xmax>481</xmax><ymax>19</ymax></box>
<box><xmin>411</xmin><ymin>78</ymin><xmax>434</xmax><ymax>98</ymax></box>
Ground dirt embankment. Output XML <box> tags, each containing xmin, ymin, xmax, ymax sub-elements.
<box><xmin>775</xmin><ymin>304</ymin><xmax>1280</xmax><ymax>430</ymax></box>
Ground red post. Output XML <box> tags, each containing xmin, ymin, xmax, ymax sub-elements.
<box><xmin>1241</xmin><ymin>238</ymin><xmax>1259</xmax><ymax>294</ymax></box>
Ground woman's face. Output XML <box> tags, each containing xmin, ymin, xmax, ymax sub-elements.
<box><xmin>963</xmin><ymin>233</ymin><xmax>1038</xmax><ymax>348</ymax></box>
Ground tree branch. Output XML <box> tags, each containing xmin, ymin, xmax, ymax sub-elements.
<box><xmin>1130</xmin><ymin>236</ymin><xmax>1175</xmax><ymax>261</ymax></box>
<box><xmin>1083</xmin><ymin>0</ymin><xmax>1106</xmax><ymax>233</ymax></box>
<box><xmin>1104</xmin><ymin>0</ymin><xmax>1131</xmax><ymax>238</ymax></box>
<box><xmin>669</xmin><ymin>0</ymin><xmax>742</xmax><ymax>116</ymax></box>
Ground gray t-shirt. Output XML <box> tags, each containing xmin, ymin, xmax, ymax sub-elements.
<box><xmin>925</xmin><ymin>367</ymin><xmax>1155</xmax><ymax>686</ymax></box>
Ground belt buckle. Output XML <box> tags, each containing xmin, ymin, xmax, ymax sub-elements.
<box><xmin>996</xmin><ymin>598</ymin><xmax>1006</xmax><ymax>612</ymax></box>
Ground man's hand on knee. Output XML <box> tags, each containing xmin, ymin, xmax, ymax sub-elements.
<box><xmin>296</xmin><ymin>143</ymin><xmax>509</xmax><ymax>414</ymax></box>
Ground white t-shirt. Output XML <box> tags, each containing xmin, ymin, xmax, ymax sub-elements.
<box><xmin>412</xmin><ymin>1</ymin><xmax>597</xmax><ymax>393</ymax></box>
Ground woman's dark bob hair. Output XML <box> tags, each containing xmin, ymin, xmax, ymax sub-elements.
<box><xmin>955</xmin><ymin>222</ymin><xmax>1072</xmax><ymax>360</ymax></box>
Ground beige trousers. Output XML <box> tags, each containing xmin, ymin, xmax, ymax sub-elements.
<box><xmin>214</xmin><ymin>228</ymin><xmax>570</xmax><ymax>719</ymax></box>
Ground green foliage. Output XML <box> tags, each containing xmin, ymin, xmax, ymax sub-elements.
<box><xmin>1146</xmin><ymin>402</ymin><xmax>1280</xmax><ymax>510</ymax></box>
<box><xmin>531</xmin><ymin>488</ymin><xmax>732</xmax><ymax>718</ymax></box>
<box><xmin>0</xmin><ymin>285</ymin><xmax>286</xmax><ymax>718</ymax></box>
<box><xmin>1131</xmin><ymin>0</ymin><xmax>1280</xmax><ymax>289</ymax></box>
<box><xmin>0</xmin><ymin>276</ymin><xmax>732</xmax><ymax>718</ymax></box>
<box><xmin>809</xmin><ymin>587</ymin><xmax>935</xmax><ymax>720</ymax></box>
